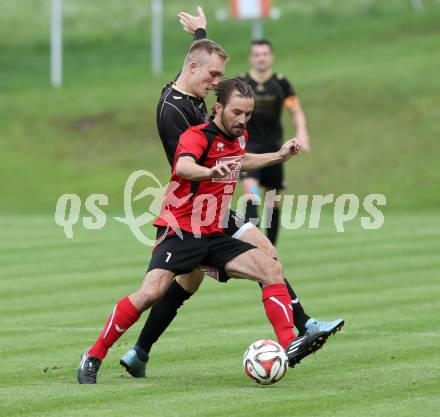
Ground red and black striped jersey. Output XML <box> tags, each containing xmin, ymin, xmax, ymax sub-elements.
<box><xmin>154</xmin><ymin>121</ymin><xmax>248</xmax><ymax>236</ymax></box>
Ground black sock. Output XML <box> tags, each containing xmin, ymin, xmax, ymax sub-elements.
<box><xmin>244</xmin><ymin>199</ymin><xmax>259</xmax><ymax>226</ymax></box>
<box><xmin>284</xmin><ymin>278</ymin><xmax>310</xmax><ymax>335</ymax></box>
<box><xmin>266</xmin><ymin>207</ymin><xmax>280</xmax><ymax>245</ymax></box>
<box><xmin>135</xmin><ymin>280</ymin><xmax>193</xmax><ymax>355</ymax></box>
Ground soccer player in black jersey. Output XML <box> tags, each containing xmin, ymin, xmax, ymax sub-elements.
<box><xmin>116</xmin><ymin>7</ymin><xmax>343</xmax><ymax>378</ymax></box>
<box><xmin>239</xmin><ymin>39</ymin><xmax>311</xmax><ymax>246</ymax></box>
<box><xmin>77</xmin><ymin>79</ymin><xmax>330</xmax><ymax>384</ymax></box>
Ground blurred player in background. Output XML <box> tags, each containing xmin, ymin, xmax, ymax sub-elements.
<box><xmin>239</xmin><ymin>40</ymin><xmax>310</xmax><ymax>245</ymax></box>
<box><xmin>116</xmin><ymin>7</ymin><xmax>343</xmax><ymax>379</ymax></box>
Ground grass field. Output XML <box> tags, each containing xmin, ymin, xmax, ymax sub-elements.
<box><xmin>1</xmin><ymin>212</ymin><xmax>440</xmax><ymax>417</ymax></box>
<box><xmin>1</xmin><ymin>0</ymin><xmax>440</xmax><ymax>416</ymax></box>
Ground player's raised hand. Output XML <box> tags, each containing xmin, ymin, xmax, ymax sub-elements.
<box><xmin>279</xmin><ymin>138</ymin><xmax>301</xmax><ymax>161</ymax></box>
<box><xmin>177</xmin><ymin>6</ymin><xmax>207</xmax><ymax>34</ymax></box>
<box><xmin>208</xmin><ymin>159</ymin><xmax>240</xmax><ymax>179</ymax></box>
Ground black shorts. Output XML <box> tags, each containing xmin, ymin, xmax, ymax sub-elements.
<box><xmin>148</xmin><ymin>227</ymin><xmax>256</xmax><ymax>282</ymax></box>
<box><xmin>241</xmin><ymin>163</ymin><xmax>285</xmax><ymax>190</ymax></box>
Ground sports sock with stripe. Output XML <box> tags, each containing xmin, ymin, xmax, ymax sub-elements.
<box><xmin>261</xmin><ymin>283</ymin><xmax>295</xmax><ymax>348</ymax></box>
<box><xmin>88</xmin><ymin>296</ymin><xmax>140</xmax><ymax>361</ymax></box>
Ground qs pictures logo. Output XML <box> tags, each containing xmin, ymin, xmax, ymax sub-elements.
<box><xmin>55</xmin><ymin>170</ymin><xmax>171</xmax><ymax>246</ymax></box>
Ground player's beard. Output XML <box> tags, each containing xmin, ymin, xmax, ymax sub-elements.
<box><xmin>220</xmin><ymin>112</ymin><xmax>245</xmax><ymax>137</ymax></box>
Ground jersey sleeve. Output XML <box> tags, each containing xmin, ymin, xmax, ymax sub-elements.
<box><xmin>175</xmin><ymin>128</ymin><xmax>208</xmax><ymax>162</ymax></box>
<box><xmin>278</xmin><ymin>75</ymin><xmax>300</xmax><ymax>108</ymax></box>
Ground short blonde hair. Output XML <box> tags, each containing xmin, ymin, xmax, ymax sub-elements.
<box><xmin>184</xmin><ymin>39</ymin><xmax>229</xmax><ymax>67</ymax></box>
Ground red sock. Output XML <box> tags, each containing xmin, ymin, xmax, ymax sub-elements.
<box><xmin>88</xmin><ymin>296</ymin><xmax>140</xmax><ymax>361</ymax></box>
<box><xmin>262</xmin><ymin>283</ymin><xmax>296</xmax><ymax>349</ymax></box>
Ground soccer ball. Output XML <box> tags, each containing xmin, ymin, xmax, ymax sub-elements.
<box><xmin>243</xmin><ymin>339</ymin><xmax>289</xmax><ymax>385</ymax></box>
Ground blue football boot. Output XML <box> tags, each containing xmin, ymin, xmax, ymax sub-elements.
<box><xmin>304</xmin><ymin>318</ymin><xmax>345</xmax><ymax>336</ymax></box>
<box><xmin>120</xmin><ymin>346</ymin><xmax>148</xmax><ymax>378</ymax></box>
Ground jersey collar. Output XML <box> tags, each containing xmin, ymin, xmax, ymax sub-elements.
<box><xmin>208</xmin><ymin>120</ymin><xmax>237</xmax><ymax>141</ymax></box>
<box><xmin>172</xmin><ymin>83</ymin><xmax>199</xmax><ymax>99</ymax></box>
<box><xmin>249</xmin><ymin>69</ymin><xmax>274</xmax><ymax>85</ymax></box>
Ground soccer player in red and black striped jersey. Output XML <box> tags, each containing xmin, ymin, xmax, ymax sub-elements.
<box><xmin>77</xmin><ymin>79</ymin><xmax>329</xmax><ymax>384</ymax></box>
<box><xmin>117</xmin><ymin>7</ymin><xmax>343</xmax><ymax>379</ymax></box>
<box><xmin>77</xmin><ymin>8</ymin><xmax>343</xmax><ymax>383</ymax></box>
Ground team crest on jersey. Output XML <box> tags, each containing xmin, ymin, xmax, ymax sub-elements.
<box><xmin>217</xmin><ymin>141</ymin><xmax>225</xmax><ymax>152</ymax></box>
<box><xmin>238</xmin><ymin>135</ymin><xmax>246</xmax><ymax>149</ymax></box>
<box><xmin>212</xmin><ymin>156</ymin><xmax>242</xmax><ymax>183</ymax></box>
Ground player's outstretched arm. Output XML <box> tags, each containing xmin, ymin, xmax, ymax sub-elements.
<box><xmin>176</xmin><ymin>156</ymin><xmax>239</xmax><ymax>181</ymax></box>
<box><xmin>241</xmin><ymin>139</ymin><xmax>301</xmax><ymax>171</ymax></box>
<box><xmin>171</xmin><ymin>7</ymin><xmax>207</xmax><ymax>81</ymax></box>
<box><xmin>177</xmin><ymin>6</ymin><xmax>207</xmax><ymax>34</ymax></box>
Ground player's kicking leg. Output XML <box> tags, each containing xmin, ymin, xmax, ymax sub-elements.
<box><xmin>220</xmin><ymin>242</ymin><xmax>329</xmax><ymax>367</ymax></box>
<box><xmin>232</xmin><ymin>218</ymin><xmax>344</xmax><ymax>337</ymax></box>
<box><xmin>120</xmin><ymin>213</ymin><xmax>343</xmax><ymax>379</ymax></box>
<box><xmin>242</xmin><ymin>173</ymin><xmax>344</xmax><ymax>335</ymax></box>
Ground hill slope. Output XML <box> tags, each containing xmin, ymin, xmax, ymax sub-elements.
<box><xmin>0</xmin><ymin>0</ymin><xmax>439</xmax><ymax>212</ymax></box>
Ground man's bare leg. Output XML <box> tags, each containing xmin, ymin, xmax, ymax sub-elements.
<box><xmin>176</xmin><ymin>269</ymin><xmax>204</xmax><ymax>293</ymax></box>
<box><xmin>77</xmin><ymin>268</ymin><xmax>175</xmax><ymax>383</ymax></box>
<box><xmin>225</xmin><ymin>248</ymin><xmax>295</xmax><ymax>348</ymax></box>
<box><xmin>120</xmin><ymin>269</ymin><xmax>204</xmax><ymax>376</ymax></box>
<box><xmin>236</xmin><ymin>224</ymin><xmax>313</xmax><ymax>334</ymax></box>
<box><xmin>224</xmin><ymin>248</ymin><xmax>329</xmax><ymax>366</ymax></box>
<box><xmin>122</xmin><ymin>221</ymin><xmax>343</xmax><ymax>377</ymax></box>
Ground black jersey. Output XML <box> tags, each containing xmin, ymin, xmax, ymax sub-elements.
<box><xmin>238</xmin><ymin>72</ymin><xmax>297</xmax><ymax>153</ymax></box>
<box><xmin>156</xmin><ymin>28</ymin><xmax>208</xmax><ymax>167</ymax></box>
<box><xmin>156</xmin><ymin>85</ymin><xmax>208</xmax><ymax>167</ymax></box>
